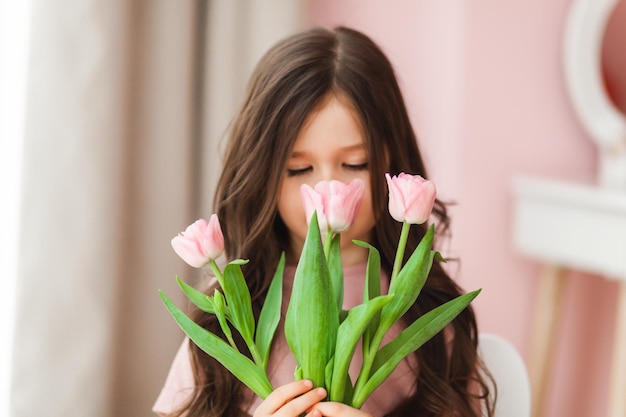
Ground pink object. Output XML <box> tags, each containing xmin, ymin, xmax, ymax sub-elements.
<box><xmin>385</xmin><ymin>173</ymin><xmax>436</xmax><ymax>224</ymax></box>
<box><xmin>300</xmin><ymin>178</ymin><xmax>365</xmax><ymax>234</ymax></box>
<box><xmin>170</xmin><ymin>215</ymin><xmax>225</xmax><ymax>268</ymax></box>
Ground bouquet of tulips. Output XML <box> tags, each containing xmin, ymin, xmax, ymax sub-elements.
<box><xmin>159</xmin><ymin>173</ymin><xmax>480</xmax><ymax>408</ymax></box>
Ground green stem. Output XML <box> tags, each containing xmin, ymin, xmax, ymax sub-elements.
<box><xmin>222</xmin><ymin>322</ymin><xmax>239</xmax><ymax>351</ymax></box>
<box><xmin>210</xmin><ymin>260</ymin><xmax>265</xmax><ymax>370</ymax></box>
<box><xmin>209</xmin><ymin>260</ymin><xmax>225</xmax><ymax>287</ymax></box>
<box><xmin>353</xmin><ymin>325</ymin><xmax>385</xmax><ymax>400</ymax></box>
<box><xmin>323</xmin><ymin>230</ymin><xmax>335</xmax><ymax>261</ymax></box>
<box><xmin>354</xmin><ymin>222</ymin><xmax>410</xmax><ymax>400</ymax></box>
<box><xmin>213</xmin><ymin>290</ymin><xmax>238</xmax><ymax>350</ymax></box>
<box><xmin>248</xmin><ymin>343</ymin><xmax>266</xmax><ymax>370</ymax></box>
<box><xmin>391</xmin><ymin>222</ymin><xmax>410</xmax><ymax>281</ymax></box>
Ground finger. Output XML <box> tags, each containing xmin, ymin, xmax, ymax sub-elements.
<box><xmin>276</xmin><ymin>386</ymin><xmax>326</xmax><ymax>417</ymax></box>
<box><xmin>309</xmin><ymin>401</ymin><xmax>373</xmax><ymax>417</ymax></box>
<box><xmin>254</xmin><ymin>380</ymin><xmax>315</xmax><ymax>416</ymax></box>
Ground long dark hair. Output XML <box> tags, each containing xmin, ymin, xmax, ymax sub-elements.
<box><xmin>178</xmin><ymin>26</ymin><xmax>495</xmax><ymax>417</ymax></box>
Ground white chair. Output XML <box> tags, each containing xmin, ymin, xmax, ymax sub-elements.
<box><xmin>479</xmin><ymin>333</ymin><xmax>531</xmax><ymax>417</ymax></box>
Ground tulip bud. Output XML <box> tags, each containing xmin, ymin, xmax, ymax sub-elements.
<box><xmin>300</xmin><ymin>178</ymin><xmax>365</xmax><ymax>234</ymax></box>
<box><xmin>385</xmin><ymin>173</ymin><xmax>436</xmax><ymax>224</ymax></box>
<box><xmin>171</xmin><ymin>215</ymin><xmax>225</xmax><ymax>268</ymax></box>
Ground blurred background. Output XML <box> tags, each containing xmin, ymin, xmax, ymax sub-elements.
<box><xmin>1</xmin><ymin>1</ymin><xmax>624</xmax><ymax>416</ymax></box>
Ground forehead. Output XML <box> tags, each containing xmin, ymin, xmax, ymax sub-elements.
<box><xmin>292</xmin><ymin>95</ymin><xmax>366</xmax><ymax>153</ymax></box>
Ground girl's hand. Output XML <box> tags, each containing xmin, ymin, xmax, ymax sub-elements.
<box><xmin>253</xmin><ymin>380</ymin><xmax>327</xmax><ymax>417</ymax></box>
<box><xmin>308</xmin><ymin>402</ymin><xmax>373</xmax><ymax>417</ymax></box>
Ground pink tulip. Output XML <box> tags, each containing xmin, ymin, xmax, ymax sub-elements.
<box><xmin>300</xmin><ymin>178</ymin><xmax>365</xmax><ymax>234</ymax></box>
<box><xmin>171</xmin><ymin>215</ymin><xmax>225</xmax><ymax>268</ymax></box>
<box><xmin>385</xmin><ymin>173</ymin><xmax>436</xmax><ymax>224</ymax></box>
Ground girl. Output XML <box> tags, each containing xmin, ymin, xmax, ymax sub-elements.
<box><xmin>154</xmin><ymin>26</ymin><xmax>495</xmax><ymax>417</ymax></box>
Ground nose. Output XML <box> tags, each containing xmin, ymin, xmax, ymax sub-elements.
<box><xmin>316</xmin><ymin>164</ymin><xmax>345</xmax><ymax>183</ymax></box>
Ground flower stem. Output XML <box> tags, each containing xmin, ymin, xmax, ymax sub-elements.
<box><xmin>248</xmin><ymin>343</ymin><xmax>266</xmax><ymax>370</ymax></box>
<box><xmin>391</xmin><ymin>222</ymin><xmax>410</xmax><ymax>281</ymax></box>
<box><xmin>221</xmin><ymin>320</ymin><xmax>239</xmax><ymax>351</ymax></box>
<box><xmin>209</xmin><ymin>260</ymin><xmax>225</xmax><ymax>287</ymax></box>
<box><xmin>209</xmin><ymin>260</ymin><xmax>265</xmax><ymax>369</ymax></box>
<box><xmin>323</xmin><ymin>231</ymin><xmax>334</xmax><ymax>261</ymax></box>
<box><xmin>355</xmin><ymin>222</ymin><xmax>414</xmax><ymax>400</ymax></box>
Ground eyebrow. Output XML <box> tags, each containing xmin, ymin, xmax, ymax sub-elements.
<box><xmin>291</xmin><ymin>143</ymin><xmax>366</xmax><ymax>157</ymax></box>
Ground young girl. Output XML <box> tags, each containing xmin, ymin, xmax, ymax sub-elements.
<box><xmin>154</xmin><ymin>26</ymin><xmax>494</xmax><ymax>417</ymax></box>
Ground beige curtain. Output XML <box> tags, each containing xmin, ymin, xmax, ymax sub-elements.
<box><xmin>11</xmin><ymin>1</ymin><xmax>303</xmax><ymax>417</ymax></box>
<box><xmin>197</xmin><ymin>1</ymin><xmax>305</xmax><ymax>214</ymax></box>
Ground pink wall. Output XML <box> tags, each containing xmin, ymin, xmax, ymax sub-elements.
<box><xmin>307</xmin><ymin>1</ymin><xmax>619</xmax><ymax>416</ymax></box>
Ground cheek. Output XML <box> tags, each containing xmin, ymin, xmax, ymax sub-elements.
<box><xmin>359</xmin><ymin>190</ymin><xmax>376</xmax><ymax>228</ymax></box>
<box><xmin>277</xmin><ymin>181</ymin><xmax>306</xmax><ymax>228</ymax></box>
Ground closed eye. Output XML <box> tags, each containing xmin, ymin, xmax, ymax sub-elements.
<box><xmin>286</xmin><ymin>166</ymin><xmax>312</xmax><ymax>177</ymax></box>
<box><xmin>343</xmin><ymin>162</ymin><xmax>369</xmax><ymax>171</ymax></box>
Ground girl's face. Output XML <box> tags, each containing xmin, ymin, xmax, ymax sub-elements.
<box><xmin>278</xmin><ymin>95</ymin><xmax>375</xmax><ymax>265</ymax></box>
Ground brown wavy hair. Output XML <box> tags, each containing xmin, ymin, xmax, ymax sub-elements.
<box><xmin>176</xmin><ymin>26</ymin><xmax>495</xmax><ymax>417</ymax></box>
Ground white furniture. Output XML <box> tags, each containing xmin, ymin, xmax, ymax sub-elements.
<box><xmin>563</xmin><ymin>0</ymin><xmax>626</xmax><ymax>190</ymax></box>
<box><xmin>479</xmin><ymin>334</ymin><xmax>531</xmax><ymax>417</ymax></box>
<box><xmin>513</xmin><ymin>177</ymin><xmax>626</xmax><ymax>279</ymax></box>
<box><xmin>511</xmin><ymin>1</ymin><xmax>626</xmax><ymax>417</ymax></box>
<box><xmin>512</xmin><ymin>178</ymin><xmax>626</xmax><ymax>417</ymax></box>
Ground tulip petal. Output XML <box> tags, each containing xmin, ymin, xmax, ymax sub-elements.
<box><xmin>385</xmin><ymin>173</ymin><xmax>436</xmax><ymax>224</ymax></box>
<box><xmin>329</xmin><ymin>179</ymin><xmax>364</xmax><ymax>232</ymax></box>
<box><xmin>171</xmin><ymin>215</ymin><xmax>225</xmax><ymax>268</ymax></box>
<box><xmin>203</xmin><ymin>214</ymin><xmax>225</xmax><ymax>260</ymax></box>
<box><xmin>171</xmin><ymin>235</ymin><xmax>208</xmax><ymax>268</ymax></box>
<box><xmin>302</xmin><ymin>179</ymin><xmax>365</xmax><ymax>234</ymax></box>
<box><xmin>301</xmin><ymin>183</ymin><xmax>328</xmax><ymax>232</ymax></box>
<box><xmin>185</xmin><ymin>218</ymin><xmax>208</xmax><ymax>242</ymax></box>
<box><xmin>385</xmin><ymin>173</ymin><xmax>406</xmax><ymax>223</ymax></box>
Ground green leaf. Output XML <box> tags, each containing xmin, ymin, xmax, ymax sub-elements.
<box><xmin>434</xmin><ymin>251</ymin><xmax>447</xmax><ymax>263</ymax></box>
<box><xmin>327</xmin><ymin>233</ymin><xmax>344</xmax><ymax>313</ymax></box>
<box><xmin>325</xmin><ymin>355</ymin><xmax>335</xmax><ymax>391</ymax></box>
<box><xmin>329</xmin><ymin>294</ymin><xmax>394</xmax><ymax>403</ymax></box>
<box><xmin>213</xmin><ymin>289</ymin><xmax>237</xmax><ymax>349</ymax></box>
<box><xmin>159</xmin><ymin>290</ymin><xmax>273</xmax><ymax>399</ymax></box>
<box><xmin>352</xmin><ymin>240</ymin><xmax>382</xmax><ymax>358</ymax></box>
<box><xmin>256</xmin><ymin>252</ymin><xmax>285</xmax><ymax>368</ymax></box>
<box><xmin>352</xmin><ymin>289</ymin><xmax>481</xmax><ymax>408</ymax></box>
<box><xmin>354</xmin><ymin>225</ymin><xmax>435</xmax><ymax>398</ymax></box>
<box><xmin>223</xmin><ymin>262</ymin><xmax>255</xmax><ymax>346</ymax></box>
<box><xmin>379</xmin><ymin>225</ymin><xmax>435</xmax><ymax>336</ymax></box>
<box><xmin>339</xmin><ymin>309</ymin><xmax>349</xmax><ymax>323</ymax></box>
<box><xmin>341</xmin><ymin>372</ymin><xmax>354</xmax><ymax>406</ymax></box>
<box><xmin>324</xmin><ymin>355</ymin><xmax>354</xmax><ymax>405</ymax></box>
<box><xmin>175</xmin><ymin>276</ymin><xmax>216</xmax><ymax>314</ymax></box>
<box><xmin>285</xmin><ymin>211</ymin><xmax>339</xmax><ymax>388</ymax></box>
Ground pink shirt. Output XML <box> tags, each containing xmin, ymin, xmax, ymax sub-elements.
<box><xmin>153</xmin><ymin>263</ymin><xmax>417</xmax><ymax>416</ymax></box>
